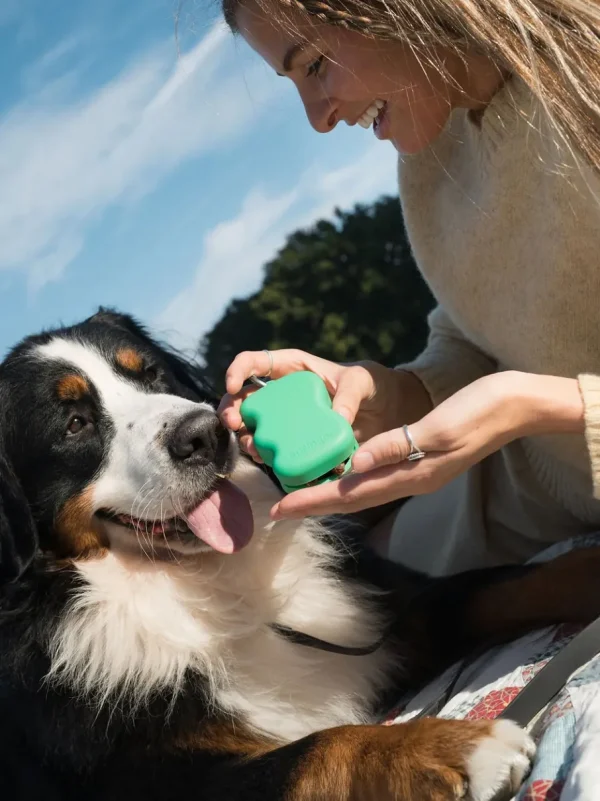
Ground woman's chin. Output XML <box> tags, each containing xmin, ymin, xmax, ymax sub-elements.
<box><xmin>389</xmin><ymin>114</ymin><xmax>451</xmax><ymax>155</ymax></box>
<box><xmin>391</xmin><ymin>136</ymin><xmax>430</xmax><ymax>156</ymax></box>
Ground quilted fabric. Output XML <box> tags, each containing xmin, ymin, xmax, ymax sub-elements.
<box><xmin>381</xmin><ymin>534</ymin><xmax>600</xmax><ymax>800</ymax></box>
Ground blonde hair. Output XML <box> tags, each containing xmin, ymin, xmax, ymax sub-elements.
<box><xmin>222</xmin><ymin>0</ymin><xmax>600</xmax><ymax>170</ymax></box>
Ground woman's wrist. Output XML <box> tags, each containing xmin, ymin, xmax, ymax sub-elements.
<box><xmin>392</xmin><ymin>368</ymin><xmax>434</xmax><ymax>426</ymax></box>
<box><xmin>500</xmin><ymin>371</ymin><xmax>585</xmax><ymax>438</ymax></box>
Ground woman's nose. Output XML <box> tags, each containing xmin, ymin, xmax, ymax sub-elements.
<box><xmin>303</xmin><ymin>98</ymin><xmax>340</xmax><ymax>134</ymax></box>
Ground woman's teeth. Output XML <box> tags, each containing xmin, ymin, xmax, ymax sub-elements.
<box><xmin>358</xmin><ymin>99</ymin><xmax>385</xmax><ymax>129</ymax></box>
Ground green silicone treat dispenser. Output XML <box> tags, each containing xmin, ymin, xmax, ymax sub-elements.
<box><xmin>240</xmin><ymin>371</ymin><xmax>359</xmax><ymax>494</ymax></box>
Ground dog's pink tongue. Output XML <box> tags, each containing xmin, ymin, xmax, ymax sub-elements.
<box><xmin>186</xmin><ymin>480</ymin><xmax>254</xmax><ymax>554</ymax></box>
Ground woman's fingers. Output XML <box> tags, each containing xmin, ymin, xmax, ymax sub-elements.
<box><xmin>270</xmin><ymin>460</ymin><xmax>434</xmax><ymax>519</ymax></box>
<box><xmin>224</xmin><ymin>349</ymin><xmax>338</xmax><ymax>395</ymax></box>
<box><xmin>220</xmin><ymin>348</ymin><xmax>344</xmax><ymax>433</ymax></box>
<box><xmin>237</xmin><ymin>427</ymin><xmax>263</xmax><ymax>462</ymax></box>
<box><xmin>331</xmin><ymin>364</ymin><xmax>376</xmax><ymax>424</ymax></box>
<box><xmin>352</xmin><ymin>422</ymin><xmax>431</xmax><ymax>472</ymax></box>
<box><xmin>217</xmin><ymin>384</ymin><xmax>259</xmax><ymax>431</ymax></box>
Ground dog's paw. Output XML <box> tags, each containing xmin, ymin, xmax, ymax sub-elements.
<box><xmin>338</xmin><ymin>717</ymin><xmax>534</xmax><ymax>800</ymax></box>
<box><xmin>466</xmin><ymin>719</ymin><xmax>535</xmax><ymax>801</ymax></box>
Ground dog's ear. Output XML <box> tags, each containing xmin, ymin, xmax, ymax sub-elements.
<box><xmin>0</xmin><ymin>447</ymin><xmax>38</xmax><ymax>584</ymax></box>
<box><xmin>86</xmin><ymin>307</ymin><xmax>144</xmax><ymax>332</ymax></box>
<box><xmin>85</xmin><ymin>307</ymin><xmax>151</xmax><ymax>338</ymax></box>
<box><xmin>160</xmin><ymin>345</ymin><xmax>220</xmax><ymax>405</ymax></box>
<box><xmin>87</xmin><ymin>307</ymin><xmax>219</xmax><ymax>404</ymax></box>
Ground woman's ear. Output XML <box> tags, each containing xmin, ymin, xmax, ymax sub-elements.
<box><xmin>0</xmin><ymin>447</ymin><xmax>38</xmax><ymax>584</ymax></box>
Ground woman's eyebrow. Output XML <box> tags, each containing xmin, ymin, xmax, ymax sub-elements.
<box><xmin>277</xmin><ymin>42</ymin><xmax>305</xmax><ymax>75</ymax></box>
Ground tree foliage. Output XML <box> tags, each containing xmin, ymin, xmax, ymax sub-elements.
<box><xmin>199</xmin><ymin>196</ymin><xmax>435</xmax><ymax>392</ymax></box>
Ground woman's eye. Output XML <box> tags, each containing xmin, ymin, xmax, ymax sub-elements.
<box><xmin>306</xmin><ymin>55</ymin><xmax>324</xmax><ymax>77</ymax></box>
<box><xmin>144</xmin><ymin>366</ymin><xmax>159</xmax><ymax>383</ymax></box>
<box><xmin>67</xmin><ymin>416</ymin><xmax>88</xmax><ymax>436</ymax></box>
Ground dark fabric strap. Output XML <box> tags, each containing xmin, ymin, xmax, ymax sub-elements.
<box><xmin>498</xmin><ymin>615</ymin><xmax>600</xmax><ymax>727</ymax></box>
<box><xmin>408</xmin><ymin>617</ymin><xmax>600</xmax><ymax>726</ymax></box>
<box><xmin>270</xmin><ymin>623</ymin><xmax>384</xmax><ymax>656</ymax></box>
<box><xmin>272</xmin><ymin>615</ymin><xmax>600</xmax><ymax>725</ymax></box>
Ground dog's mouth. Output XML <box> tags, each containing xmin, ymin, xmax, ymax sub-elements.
<box><xmin>104</xmin><ymin>512</ymin><xmax>192</xmax><ymax>537</ymax></box>
<box><xmin>98</xmin><ymin>479</ymin><xmax>254</xmax><ymax>554</ymax></box>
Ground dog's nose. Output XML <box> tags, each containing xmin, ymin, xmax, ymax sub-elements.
<box><xmin>167</xmin><ymin>411</ymin><xmax>224</xmax><ymax>464</ymax></box>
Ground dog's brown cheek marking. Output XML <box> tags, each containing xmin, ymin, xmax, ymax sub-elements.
<box><xmin>285</xmin><ymin>719</ymin><xmax>495</xmax><ymax>801</ymax></box>
<box><xmin>115</xmin><ymin>348</ymin><xmax>144</xmax><ymax>372</ymax></box>
<box><xmin>57</xmin><ymin>374</ymin><xmax>89</xmax><ymax>401</ymax></box>
<box><xmin>54</xmin><ymin>486</ymin><xmax>108</xmax><ymax>559</ymax></box>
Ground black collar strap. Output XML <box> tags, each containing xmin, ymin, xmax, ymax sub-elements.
<box><xmin>270</xmin><ymin>623</ymin><xmax>385</xmax><ymax>657</ymax></box>
<box><xmin>273</xmin><ymin>614</ymin><xmax>600</xmax><ymax>725</ymax></box>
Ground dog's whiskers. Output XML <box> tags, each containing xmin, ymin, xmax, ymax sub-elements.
<box><xmin>159</xmin><ymin>499</ymin><xmax>181</xmax><ymax>564</ymax></box>
<box><xmin>130</xmin><ymin>479</ymin><xmax>152</xmax><ymax>521</ymax></box>
<box><xmin>128</xmin><ymin>484</ymin><xmax>154</xmax><ymax>562</ymax></box>
<box><xmin>131</xmin><ymin>482</ymin><xmax>158</xmax><ymax>563</ymax></box>
<box><xmin>139</xmin><ymin>498</ymin><xmax>157</xmax><ymax>564</ymax></box>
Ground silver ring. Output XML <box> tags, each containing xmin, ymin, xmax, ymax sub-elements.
<box><xmin>263</xmin><ymin>349</ymin><xmax>274</xmax><ymax>378</ymax></box>
<box><xmin>402</xmin><ymin>425</ymin><xmax>426</xmax><ymax>462</ymax></box>
<box><xmin>249</xmin><ymin>350</ymin><xmax>274</xmax><ymax>388</ymax></box>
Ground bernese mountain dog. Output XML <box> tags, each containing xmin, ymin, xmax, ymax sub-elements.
<box><xmin>1</xmin><ymin>308</ymin><xmax>599</xmax><ymax>801</ymax></box>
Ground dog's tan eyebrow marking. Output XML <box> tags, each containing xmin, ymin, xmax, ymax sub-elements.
<box><xmin>57</xmin><ymin>374</ymin><xmax>90</xmax><ymax>401</ymax></box>
<box><xmin>115</xmin><ymin>348</ymin><xmax>144</xmax><ymax>372</ymax></box>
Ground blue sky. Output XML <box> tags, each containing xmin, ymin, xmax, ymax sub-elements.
<box><xmin>0</xmin><ymin>0</ymin><xmax>398</xmax><ymax>360</ymax></box>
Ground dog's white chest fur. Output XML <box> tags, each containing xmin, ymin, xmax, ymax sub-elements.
<box><xmin>48</xmin><ymin>468</ymin><xmax>396</xmax><ymax>743</ymax></box>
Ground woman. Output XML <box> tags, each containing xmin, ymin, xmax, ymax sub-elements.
<box><xmin>218</xmin><ymin>0</ymin><xmax>600</xmax><ymax>575</ymax></box>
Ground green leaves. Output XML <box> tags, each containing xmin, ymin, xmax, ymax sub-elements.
<box><xmin>199</xmin><ymin>196</ymin><xmax>435</xmax><ymax>392</ymax></box>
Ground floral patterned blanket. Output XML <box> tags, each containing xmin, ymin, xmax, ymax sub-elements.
<box><xmin>381</xmin><ymin>535</ymin><xmax>600</xmax><ymax>801</ymax></box>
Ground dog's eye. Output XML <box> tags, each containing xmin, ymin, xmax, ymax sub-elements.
<box><xmin>144</xmin><ymin>366</ymin><xmax>159</xmax><ymax>383</ymax></box>
<box><xmin>67</xmin><ymin>416</ymin><xmax>89</xmax><ymax>436</ymax></box>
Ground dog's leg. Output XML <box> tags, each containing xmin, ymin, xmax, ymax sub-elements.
<box><xmin>102</xmin><ymin>717</ymin><xmax>534</xmax><ymax>801</ymax></box>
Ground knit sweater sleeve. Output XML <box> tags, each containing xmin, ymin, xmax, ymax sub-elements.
<box><xmin>397</xmin><ymin>305</ymin><xmax>498</xmax><ymax>407</ymax></box>
<box><xmin>578</xmin><ymin>374</ymin><xmax>600</xmax><ymax>498</ymax></box>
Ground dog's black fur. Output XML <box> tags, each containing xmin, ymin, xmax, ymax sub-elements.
<box><xmin>0</xmin><ymin>309</ymin><xmax>598</xmax><ymax>801</ymax></box>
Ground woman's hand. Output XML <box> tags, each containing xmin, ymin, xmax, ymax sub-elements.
<box><xmin>265</xmin><ymin>371</ymin><xmax>585</xmax><ymax>520</ymax></box>
<box><xmin>218</xmin><ymin>348</ymin><xmax>432</xmax><ymax>460</ymax></box>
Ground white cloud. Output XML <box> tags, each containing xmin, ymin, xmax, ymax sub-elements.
<box><xmin>0</xmin><ymin>21</ymin><xmax>281</xmax><ymax>290</ymax></box>
<box><xmin>21</xmin><ymin>33</ymin><xmax>90</xmax><ymax>92</ymax></box>
<box><xmin>156</xmin><ymin>141</ymin><xmax>398</xmax><ymax>354</ymax></box>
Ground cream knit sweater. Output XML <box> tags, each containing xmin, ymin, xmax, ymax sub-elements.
<box><xmin>380</xmin><ymin>76</ymin><xmax>600</xmax><ymax>575</ymax></box>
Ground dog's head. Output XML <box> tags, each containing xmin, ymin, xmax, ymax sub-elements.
<box><xmin>0</xmin><ymin>308</ymin><xmax>258</xmax><ymax>577</ymax></box>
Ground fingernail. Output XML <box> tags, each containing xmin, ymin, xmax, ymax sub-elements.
<box><xmin>270</xmin><ymin>504</ymin><xmax>282</xmax><ymax>520</ymax></box>
<box><xmin>225</xmin><ymin>379</ymin><xmax>240</xmax><ymax>395</ymax></box>
<box><xmin>335</xmin><ymin>406</ymin><xmax>353</xmax><ymax>423</ymax></box>
<box><xmin>352</xmin><ymin>451</ymin><xmax>375</xmax><ymax>472</ymax></box>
